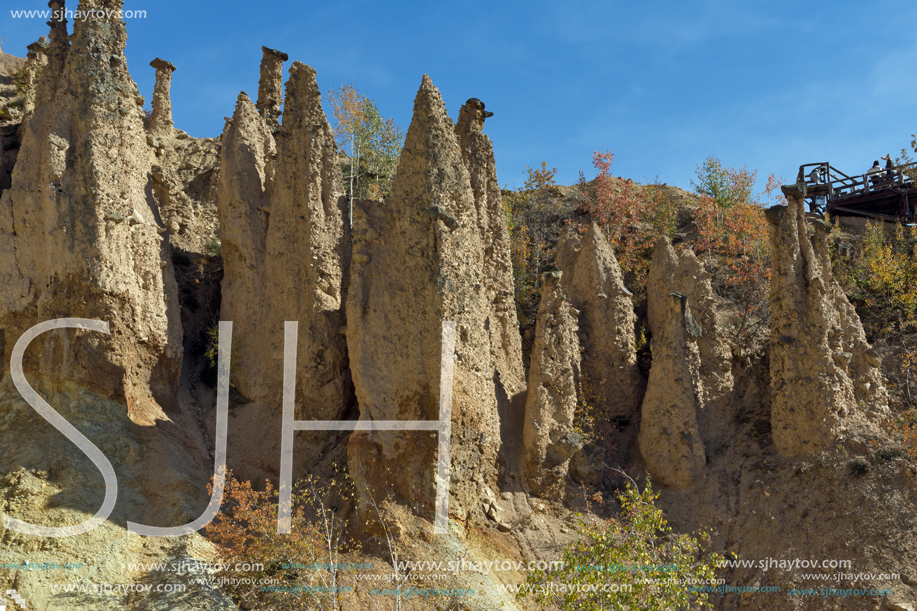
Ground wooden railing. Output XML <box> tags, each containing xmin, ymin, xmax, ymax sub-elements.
<box><xmin>797</xmin><ymin>161</ymin><xmax>916</xmax><ymax>203</ymax></box>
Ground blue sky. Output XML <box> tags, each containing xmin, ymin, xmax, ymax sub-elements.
<box><xmin>3</xmin><ymin>0</ymin><xmax>916</xmax><ymax>197</ymax></box>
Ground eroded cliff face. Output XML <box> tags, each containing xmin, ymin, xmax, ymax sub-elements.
<box><xmin>0</xmin><ymin>6</ymin><xmax>221</xmax><ymax>608</ymax></box>
<box><xmin>768</xmin><ymin>185</ymin><xmax>889</xmax><ymax>455</ymax></box>
<box><xmin>3</xmin><ymin>9</ymin><xmax>917</xmax><ymax>608</ymax></box>
<box><xmin>0</xmin><ymin>0</ymin><xmax>181</xmax><ymax>418</ymax></box>
<box><xmin>346</xmin><ymin>76</ymin><xmax>504</xmax><ymax>520</ymax></box>
<box><xmin>0</xmin><ymin>50</ymin><xmax>28</xmax><ymax>196</ymax></box>
<box><xmin>148</xmin><ymin>133</ymin><xmax>220</xmax><ymax>256</ymax></box>
<box><xmin>139</xmin><ymin>56</ymin><xmax>221</xmax><ymax>256</ymax></box>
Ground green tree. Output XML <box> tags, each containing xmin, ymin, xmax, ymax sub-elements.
<box><xmin>503</xmin><ymin>163</ymin><xmax>562</xmax><ymax>328</ymax></box>
<box><xmin>328</xmin><ymin>84</ymin><xmax>405</xmax><ymax>206</ymax></box>
<box><xmin>522</xmin><ymin>472</ymin><xmax>725</xmax><ymax>610</ymax></box>
<box><xmin>690</xmin><ymin>156</ymin><xmax>755</xmax><ymax>211</ymax></box>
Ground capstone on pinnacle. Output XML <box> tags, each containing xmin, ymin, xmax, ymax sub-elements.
<box><xmin>148</xmin><ymin>57</ymin><xmax>176</xmax><ymax>134</ymax></box>
<box><xmin>256</xmin><ymin>46</ymin><xmax>288</xmax><ymax>129</ymax></box>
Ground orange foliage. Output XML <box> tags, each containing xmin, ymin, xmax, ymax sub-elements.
<box><xmin>579</xmin><ymin>152</ymin><xmax>647</xmax><ymax>275</ymax></box>
<box><xmin>692</xmin><ymin>160</ymin><xmax>775</xmax><ymax>345</ymax></box>
<box><xmin>327</xmin><ymin>83</ymin><xmax>363</xmax><ymax>152</ymax></box>
<box><xmin>204</xmin><ymin>469</ymin><xmax>354</xmax><ymax>609</ymax></box>
<box><xmin>576</xmin><ymin>151</ymin><xmax>679</xmax><ymax>288</ymax></box>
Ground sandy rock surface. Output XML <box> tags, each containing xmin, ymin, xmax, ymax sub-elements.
<box><xmin>768</xmin><ymin>186</ymin><xmax>889</xmax><ymax>455</ymax></box>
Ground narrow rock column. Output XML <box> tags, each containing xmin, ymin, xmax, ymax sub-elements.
<box><xmin>768</xmin><ymin>185</ymin><xmax>889</xmax><ymax>455</ymax></box>
<box><xmin>46</xmin><ymin>0</ymin><xmax>68</xmax><ymax>60</ymax></box>
<box><xmin>24</xmin><ymin>1</ymin><xmax>69</xmax><ymax>122</ymax></box>
<box><xmin>149</xmin><ymin>58</ymin><xmax>176</xmax><ymax>134</ymax></box>
<box><xmin>556</xmin><ymin>222</ymin><xmax>645</xmax><ymax>420</ymax></box>
<box><xmin>21</xmin><ymin>38</ymin><xmax>50</xmax><ymax>122</ymax></box>
<box><xmin>639</xmin><ymin>241</ymin><xmax>706</xmax><ymax>490</ymax></box>
<box><xmin>454</xmin><ymin>97</ymin><xmax>528</xmax><ymax>480</ymax></box>
<box><xmin>256</xmin><ymin>46</ymin><xmax>288</xmax><ymax>129</ymax></box>
<box><xmin>523</xmin><ymin>271</ymin><xmax>582</xmax><ymax>499</ymax></box>
<box><xmin>217</xmin><ymin>93</ymin><xmax>275</xmax><ymax>406</ymax></box>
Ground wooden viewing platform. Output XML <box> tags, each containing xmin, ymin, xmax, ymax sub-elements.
<box><xmin>797</xmin><ymin>161</ymin><xmax>917</xmax><ymax>221</ymax></box>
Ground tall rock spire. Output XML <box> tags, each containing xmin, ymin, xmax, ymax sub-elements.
<box><xmin>638</xmin><ymin>237</ymin><xmax>736</xmax><ymax>489</ymax></box>
<box><xmin>454</xmin><ymin>97</ymin><xmax>528</xmax><ymax>482</ymax></box>
<box><xmin>217</xmin><ymin>91</ymin><xmax>275</xmax><ymax>404</ymax></box>
<box><xmin>265</xmin><ymin>61</ymin><xmax>350</xmax><ymax>422</ymax></box>
<box><xmin>0</xmin><ymin>0</ymin><xmax>181</xmax><ymax>414</ymax></box>
<box><xmin>523</xmin><ymin>271</ymin><xmax>581</xmax><ymax>499</ymax></box>
<box><xmin>26</xmin><ymin>0</ymin><xmax>70</xmax><ymax>121</ymax></box>
<box><xmin>347</xmin><ymin>76</ymin><xmax>502</xmax><ymax>521</ymax></box>
<box><xmin>638</xmin><ymin>239</ymin><xmax>707</xmax><ymax>489</ymax></box>
<box><xmin>556</xmin><ymin>222</ymin><xmax>645</xmax><ymax>423</ymax></box>
<box><xmin>768</xmin><ymin>186</ymin><xmax>889</xmax><ymax>454</ymax></box>
<box><xmin>217</xmin><ymin>61</ymin><xmax>351</xmax><ymax>478</ymax></box>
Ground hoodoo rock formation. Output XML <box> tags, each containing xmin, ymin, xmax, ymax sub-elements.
<box><xmin>639</xmin><ymin>240</ymin><xmax>707</xmax><ymax>489</ymax></box>
<box><xmin>261</xmin><ymin>61</ymin><xmax>351</xmax><ymax>423</ymax></box>
<box><xmin>217</xmin><ymin>62</ymin><xmax>350</xmax><ymax>479</ymax></box>
<box><xmin>768</xmin><ymin>185</ymin><xmax>889</xmax><ymax>455</ymax></box>
<box><xmin>256</xmin><ymin>47</ymin><xmax>289</xmax><ymax>130</ymax></box>
<box><xmin>148</xmin><ymin>58</ymin><xmax>176</xmax><ymax>135</ymax></box>
<box><xmin>522</xmin><ymin>271</ymin><xmax>581</xmax><ymax>498</ymax></box>
<box><xmin>4</xmin><ymin>7</ymin><xmax>917</xmax><ymax>609</ymax></box>
<box><xmin>454</xmin><ymin>97</ymin><xmax>528</xmax><ymax>478</ymax></box>
<box><xmin>639</xmin><ymin>237</ymin><xmax>735</xmax><ymax>489</ymax></box>
<box><xmin>555</xmin><ymin>222</ymin><xmax>644</xmax><ymax>421</ymax></box>
<box><xmin>0</xmin><ymin>0</ymin><xmax>182</xmax><ymax>414</ymax></box>
<box><xmin>217</xmin><ymin>91</ymin><xmax>276</xmax><ymax>401</ymax></box>
<box><xmin>346</xmin><ymin>76</ymin><xmax>503</xmax><ymax>519</ymax></box>
<box><xmin>0</xmin><ymin>3</ymin><xmax>216</xmax><ymax>588</ymax></box>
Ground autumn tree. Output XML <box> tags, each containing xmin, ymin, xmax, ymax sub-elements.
<box><xmin>204</xmin><ymin>469</ymin><xmax>356</xmax><ymax>610</ymax></box>
<box><xmin>328</xmin><ymin>84</ymin><xmax>405</xmax><ymax>205</ymax></box>
<box><xmin>691</xmin><ymin>156</ymin><xmax>776</xmax><ymax>346</ymax></box>
<box><xmin>577</xmin><ymin>151</ymin><xmax>677</xmax><ymax>288</ymax></box>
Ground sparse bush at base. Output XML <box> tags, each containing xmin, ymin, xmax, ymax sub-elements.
<box><xmin>521</xmin><ymin>472</ymin><xmax>725</xmax><ymax>610</ymax></box>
